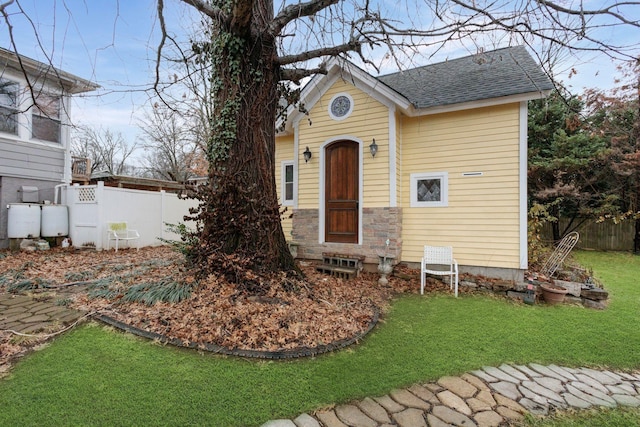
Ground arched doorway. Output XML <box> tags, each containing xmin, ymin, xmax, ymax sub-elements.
<box><xmin>324</xmin><ymin>140</ymin><xmax>359</xmax><ymax>243</ymax></box>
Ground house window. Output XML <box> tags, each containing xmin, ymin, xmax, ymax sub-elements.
<box><xmin>32</xmin><ymin>93</ymin><xmax>61</xmax><ymax>143</ymax></box>
<box><xmin>281</xmin><ymin>161</ymin><xmax>294</xmax><ymax>205</ymax></box>
<box><xmin>328</xmin><ymin>93</ymin><xmax>354</xmax><ymax>121</ymax></box>
<box><xmin>410</xmin><ymin>172</ymin><xmax>448</xmax><ymax>207</ymax></box>
<box><xmin>0</xmin><ymin>78</ymin><xmax>19</xmax><ymax>135</ymax></box>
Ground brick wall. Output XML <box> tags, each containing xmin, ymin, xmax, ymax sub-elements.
<box><xmin>291</xmin><ymin>207</ymin><xmax>402</xmax><ymax>265</ymax></box>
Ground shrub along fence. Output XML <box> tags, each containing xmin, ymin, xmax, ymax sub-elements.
<box><xmin>541</xmin><ymin>217</ymin><xmax>635</xmax><ymax>251</ymax></box>
<box><xmin>62</xmin><ymin>181</ymin><xmax>198</xmax><ymax>250</ymax></box>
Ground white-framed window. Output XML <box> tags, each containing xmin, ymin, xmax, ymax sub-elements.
<box><xmin>281</xmin><ymin>160</ymin><xmax>294</xmax><ymax>206</ymax></box>
<box><xmin>32</xmin><ymin>93</ymin><xmax>61</xmax><ymax>143</ymax></box>
<box><xmin>410</xmin><ymin>172</ymin><xmax>448</xmax><ymax>207</ymax></box>
<box><xmin>0</xmin><ymin>78</ymin><xmax>19</xmax><ymax>135</ymax></box>
<box><xmin>328</xmin><ymin>92</ymin><xmax>354</xmax><ymax>121</ymax></box>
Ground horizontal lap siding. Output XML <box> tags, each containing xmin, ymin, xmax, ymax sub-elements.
<box><xmin>275</xmin><ymin>135</ymin><xmax>294</xmax><ymax>239</ymax></box>
<box><xmin>0</xmin><ymin>139</ymin><xmax>65</xmax><ymax>181</ymax></box>
<box><xmin>401</xmin><ymin>103</ymin><xmax>522</xmax><ymax>269</ymax></box>
<box><xmin>297</xmin><ymin>81</ymin><xmax>390</xmax><ymax>208</ymax></box>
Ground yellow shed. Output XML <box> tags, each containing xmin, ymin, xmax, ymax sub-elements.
<box><xmin>275</xmin><ymin>46</ymin><xmax>553</xmax><ymax>281</ymax></box>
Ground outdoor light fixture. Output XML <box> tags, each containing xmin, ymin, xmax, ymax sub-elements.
<box><xmin>303</xmin><ymin>146</ymin><xmax>312</xmax><ymax>163</ymax></box>
<box><xmin>369</xmin><ymin>139</ymin><xmax>378</xmax><ymax>158</ymax></box>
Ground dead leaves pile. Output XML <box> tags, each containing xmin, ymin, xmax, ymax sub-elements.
<box><xmin>1</xmin><ymin>246</ymin><xmax>450</xmax><ymax>358</ymax></box>
<box><xmin>76</xmin><ymin>263</ymin><xmax>411</xmax><ymax>352</ymax></box>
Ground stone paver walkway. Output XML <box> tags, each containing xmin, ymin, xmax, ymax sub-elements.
<box><xmin>261</xmin><ymin>364</ymin><xmax>640</xmax><ymax>427</ymax></box>
<box><xmin>0</xmin><ymin>289</ymin><xmax>84</xmax><ymax>334</ymax></box>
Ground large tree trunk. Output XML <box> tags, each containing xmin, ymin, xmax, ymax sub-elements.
<box><xmin>188</xmin><ymin>0</ymin><xmax>298</xmax><ymax>290</ymax></box>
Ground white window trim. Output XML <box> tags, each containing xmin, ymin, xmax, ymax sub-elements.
<box><xmin>0</xmin><ymin>77</ymin><xmax>20</xmax><ymax>137</ymax></box>
<box><xmin>281</xmin><ymin>160</ymin><xmax>295</xmax><ymax>206</ymax></box>
<box><xmin>410</xmin><ymin>172</ymin><xmax>448</xmax><ymax>208</ymax></box>
<box><xmin>328</xmin><ymin>92</ymin><xmax>354</xmax><ymax>121</ymax></box>
<box><xmin>0</xmin><ymin>71</ymin><xmax>68</xmax><ymax>148</ymax></box>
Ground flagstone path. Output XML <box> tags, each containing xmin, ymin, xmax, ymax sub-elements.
<box><xmin>261</xmin><ymin>364</ymin><xmax>640</xmax><ymax>427</ymax></box>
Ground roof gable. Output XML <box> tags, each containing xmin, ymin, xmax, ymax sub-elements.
<box><xmin>281</xmin><ymin>46</ymin><xmax>552</xmax><ymax>133</ymax></box>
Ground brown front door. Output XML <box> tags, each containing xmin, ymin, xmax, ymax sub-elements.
<box><xmin>325</xmin><ymin>140</ymin><xmax>359</xmax><ymax>243</ymax></box>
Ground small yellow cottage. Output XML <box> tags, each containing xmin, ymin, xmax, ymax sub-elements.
<box><xmin>275</xmin><ymin>46</ymin><xmax>553</xmax><ymax>281</ymax></box>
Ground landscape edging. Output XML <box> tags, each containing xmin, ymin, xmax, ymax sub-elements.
<box><xmin>92</xmin><ymin>308</ymin><xmax>380</xmax><ymax>359</ymax></box>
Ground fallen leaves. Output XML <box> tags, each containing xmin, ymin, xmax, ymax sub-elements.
<box><xmin>0</xmin><ymin>246</ymin><xmax>450</xmax><ymax>362</ymax></box>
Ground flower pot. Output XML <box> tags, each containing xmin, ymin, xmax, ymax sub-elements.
<box><xmin>540</xmin><ymin>283</ymin><xmax>568</xmax><ymax>305</ymax></box>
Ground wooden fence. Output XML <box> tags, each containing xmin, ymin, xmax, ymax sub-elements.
<box><xmin>541</xmin><ymin>218</ymin><xmax>635</xmax><ymax>251</ymax></box>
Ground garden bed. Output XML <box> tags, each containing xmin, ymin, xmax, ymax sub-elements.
<box><xmin>1</xmin><ymin>246</ymin><xmax>447</xmax><ymax>366</ymax></box>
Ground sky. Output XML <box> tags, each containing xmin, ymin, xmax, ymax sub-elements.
<box><xmin>2</xmin><ymin>0</ymin><xmax>639</xmax><ymax>151</ymax></box>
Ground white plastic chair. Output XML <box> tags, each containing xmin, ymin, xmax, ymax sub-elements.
<box><xmin>421</xmin><ymin>245</ymin><xmax>459</xmax><ymax>297</ymax></box>
<box><xmin>106</xmin><ymin>222</ymin><xmax>140</xmax><ymax>252</ymax></box>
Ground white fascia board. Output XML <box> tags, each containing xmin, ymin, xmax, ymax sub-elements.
<box><xmin>338</xmin><ymin>61</ymin><xmax>413</xmax><ymax>111</ymax></box>
<box><xmin>406</xmin><ymin>90</ymin><xmax>551</xmax><ymax>117</ymax></box>
<box><xmin>283</xmin><ymin>59</ymin><xmax>412</xmax><ymax>132</ymax></box>
<box><xmin>0</xmin><ymin>48</ymin><xmax>99</xmax><ymax>94</ymax></box>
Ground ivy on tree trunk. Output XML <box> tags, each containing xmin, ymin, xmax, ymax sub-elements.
<box><xmin>185</xmin><ymin>0</ymin><xmax>298</xmax><ymax>291</ymax></box>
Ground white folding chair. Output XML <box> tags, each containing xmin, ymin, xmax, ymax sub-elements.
<box><xmin>421</xmin><ymin>245</ymin><xmax>459</xmax><ymax>297</ymax></box>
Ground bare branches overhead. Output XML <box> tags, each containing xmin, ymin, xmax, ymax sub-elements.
<box><xmin>270</xmin><ymin>0</ymin><xmax>340</xmax><ymax>35</ymax></box>
<box><xmin>179</xmin><ymin>0</ymin><xmax>228</xmax><ymax>22</ymax></box>
<box><xmin>172</xmin><ymin>0</ymin><xmax>640</xmax><ymax>84</ymax></box>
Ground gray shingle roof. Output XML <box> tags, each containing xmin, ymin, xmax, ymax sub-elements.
<box><xmin>377</xmin><ymin>46</ymin><xmax>553</xmax><ymax>109</ymax></box>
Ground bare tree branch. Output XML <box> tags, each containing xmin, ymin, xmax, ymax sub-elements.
<box><xmin>154</xmin><ymin>0</ymin><xmax>167</xmax><ymax>93</ymax></box>
<box><xmin>537</xmin><ymin>0</ymin><xmax>640</xmax><ymax>27</ymax></box>
<box><xmin>179</xmin><ymin>0</ymin><xmax>229</xmax><ymax>23</ymax></box>
<box><xmin>277</xmin><ymin>41</ymin><xmax>361</xmax><ymax>66</ymax></box>
<box><xmin>280</xmin><ymin>65</ymin><xmax>328</xmax><ymax>84</ymax></box>
<box><xmin>270</xmin><ymin>0</ymin><xmax>340</xmax><ymax>36</ymax></box>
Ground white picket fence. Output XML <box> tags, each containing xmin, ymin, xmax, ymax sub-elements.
<box><xmin>61</xmin><ymin>181</ymin><xmax>198</xmax><ymax>250</ymax></box>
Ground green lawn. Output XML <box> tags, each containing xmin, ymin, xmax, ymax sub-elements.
<box><xmin>523</xmin><ymin>406</ymin><xmax>640</xmax><ymax>427</ymax></box>
<box><xmin>1</xmin><ymin>251</ymin><xmax>639</xmax><ymax>426</ymax></box>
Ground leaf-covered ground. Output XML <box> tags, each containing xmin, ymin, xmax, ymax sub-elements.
<box><xmin>1</xmin><ymin>246</ymin><xmax>449</xmax><ymax>368</ymax></box>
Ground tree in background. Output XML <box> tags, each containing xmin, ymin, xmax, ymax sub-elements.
<box><xmin>72</xmin><ymin>126</ymin><xmax>139</xmax><ymax>176</ymax></box>
<box><xmin>528</xmin><ymin>90</ymin><xmax>611</xmax><ymax>241</ymax></box>
<box><xmin>528</xmin><ymin>64</ymin><xmax>640</xmax><ymax>252</ymax></box>
<box><xmin>138</xmin><ymin>104</ymin><xmax>206</xmax><ymax>182</ymax></box>
<box><xmin>584</xmin><ymin>62</ymin><xmax>640</xmax><ymax>251</ymax></box>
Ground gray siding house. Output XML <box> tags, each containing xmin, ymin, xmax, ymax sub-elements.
<box><xmin>0</xmin><ymin>48</ymin><xmax>97</xmax><ymax>248</ymax></box>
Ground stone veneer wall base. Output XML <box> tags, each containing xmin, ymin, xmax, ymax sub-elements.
<box><xmin>291</xmin><ymin>207</ymin><xmax>402</xmax><ymax>265</ymax></box>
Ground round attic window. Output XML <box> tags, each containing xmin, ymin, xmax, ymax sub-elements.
<box><xmin>329</xmin><ymin>93</ymin><xmax>353</xmax><ymax>120</ymax></box>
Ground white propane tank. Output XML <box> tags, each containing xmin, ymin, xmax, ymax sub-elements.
<box><xmin>41</xmin><ymin>205</ymin><xmax>69</xmax><ymax>237</ymax></box>
<box><xmin>7</xmin><ymin>203</ymin><xmax>41</xmax><ymax>238</ymax></box>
